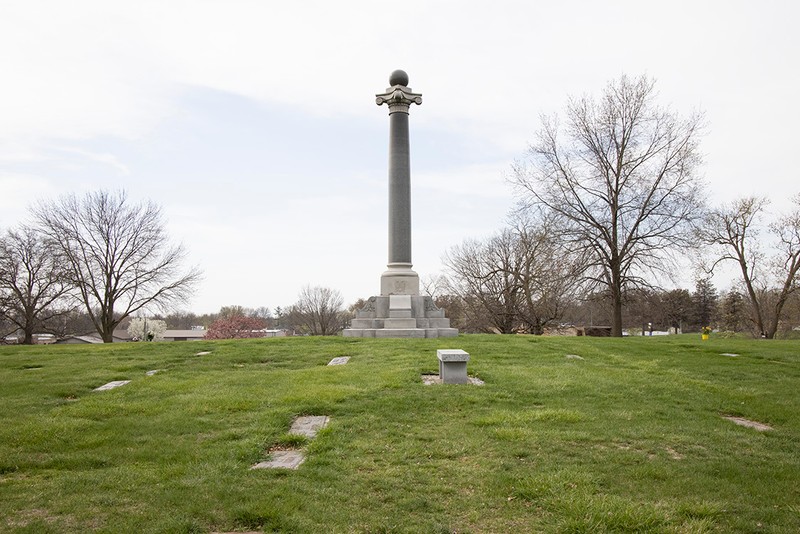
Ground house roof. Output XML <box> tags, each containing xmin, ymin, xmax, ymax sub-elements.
<box><xmin>56</xmin><ymin>335</ymin><xmax>104</xmax><ymax>344</ymax></box>
<box><xmin>164</xmin><ymin>329</ymin><xmax>206</xmax><ymax>338</ymax></box>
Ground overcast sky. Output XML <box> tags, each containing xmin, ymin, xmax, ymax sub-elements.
<box><xmin>1</xmin><ymin>1</ymin><xmax>798</xmax><ymax>313</ymax></box>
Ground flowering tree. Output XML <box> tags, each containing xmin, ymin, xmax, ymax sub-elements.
<box><xmin>205</xmin><ymin>315</ymin><xmax>267</xmax><ymax>339</ymax></box>
<box><xmin>127</xmin><ymin>317</ymin><xmax>167</xmax><ymax>341</ymax></box>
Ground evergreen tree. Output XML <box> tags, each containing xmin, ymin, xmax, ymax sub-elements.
<box><xmin>719</xmin><ymin>290</ymin><xmax>745</xmax><ymax>332</ymax></box>
<box><xmin>692</xmin><ymin>278</ymin><xmax>718</xmax><ymax>329</ymax></box>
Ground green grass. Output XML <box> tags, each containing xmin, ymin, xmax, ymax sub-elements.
<box><xmin>1</xmin><ymin>335</ymin><xmax>798</xmax><ymax>533</ymax></box>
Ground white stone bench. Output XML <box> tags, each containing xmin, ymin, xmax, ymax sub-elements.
<box><xmin>437</xmin><ymin>349</ymin><xmax>470</xmax><ymax>384</ymax></box>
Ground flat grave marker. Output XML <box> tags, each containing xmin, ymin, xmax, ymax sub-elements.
<box><xmin>94</xmin><ymin>380</ymin><xmax>131</xmax><ymax>391</ymax></box>
<box><xmin>328</xmin><ymin>356</ymin><xmax>350</xmax><ymax>366</ymax></box>
<box><xmin>289</xmin><ymin>416</ymin><xmax>329</xmax><ymax>438</ymax></box>
<box><xmin>251</xmin><ymin>450</ymin><xmax>306</xmax><ymax>470</ymax></box>
<box><xmin>251</xmin><ymin>415</ymin><xmax>330</xmax><ymax>470</ymax></box>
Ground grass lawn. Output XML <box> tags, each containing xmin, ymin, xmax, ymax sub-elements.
<box><xmin>1</xmin><ymin>334</ymin><xmax>798</xmax><ymax>533</ymax></box>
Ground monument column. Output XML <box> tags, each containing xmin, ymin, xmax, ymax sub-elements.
<box><xmin>376</xmin><ymin>69</ymin><xmax>422</xmax><ymax>296</ymax></box>
<box><xmin>342</xmin><ymin>69</ymin><xmax>457</xmax><ymax>338</ymax></box>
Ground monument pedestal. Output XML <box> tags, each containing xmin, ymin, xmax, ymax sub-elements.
<box><xmin>380</xmin><ymin>265</ymin><xmax>419</xmax><ymax>296</ymax></box>
<box><xmin>343</xmin><ymin>294</ymin><xmax>458</xmax><ymax>338</ymax></box>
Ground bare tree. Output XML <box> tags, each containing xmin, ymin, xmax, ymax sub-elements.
<box><xmin>218</xmin><ymin>305</ymin><xmax>247</xmax><ymax>319</ymax></box>
<box><xmin>443</xmin><ymin>215</ymin><xmax>584</xmax><ymax>334</ymax></box>
<box><xmin>510</xmin><ymin>216</ymin><xmax>586</xmax><ymax>334</ymax></box>
<box><xmin>443</xmin><ymin>233</ymin><xmax>520</xmax><ymax>333</ymax></box>
<box><xmin>718</xmin><ymin>289</ymin><xmax>747</xmax><ymax>333</ymax></box>
<box><xmin>33</xmin><ymin>190</ymin><xmax>201</xmax><ymax>342</ymax></box>
<box><xmin>0</xmin><ymin>226</ymin><xmax>74</xmax><ymax>344</ymax></box>
<box><xmin>511</xmin><ymin>75</ymin><xmax>705</xmax><ymax>336</ymax></box>
<box><xmin>660</xmin><ymin>288</ymin><xmax>693</xmax><ymax>334</ymax></box>
<box><xmin>703</xmin><ymin>196</ymin><xmax>800</xmax><ymax>338</ymax></box>
<box><xmin>292</xmin><ymin>285</ymin><xmax>346</xmax><ymax>335</ymax></box>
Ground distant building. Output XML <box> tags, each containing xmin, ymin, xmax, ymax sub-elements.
<box><xmin>163</xmin><ymin>329</ymin><xmax>206</xmax><ymax>341</ymax></box>
<box><xmin>55</xmin><ymin>335</ymin><xmax>104</xmax><ymax>344</ymax></box>
<box><xmin>55</xmin><ymin>332</ymin><xmax>130</xmax><ymax>343</ymax></box>
<box><xmin>261</xmin><ymin>329</ymin><xmax>287</xmax><ymax>337</ymax></box>
<box><xmin>543</xmin><ymin>325</ymin><xmax>585</xmax><ymax>336</ymax></box>
<box><xmin>31</xmin><ymin>334</ymin><xmax>57</xmax><ymax>344</ymax></box>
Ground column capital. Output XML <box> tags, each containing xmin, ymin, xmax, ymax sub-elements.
<box><xmin>376</xmin><ymin>85</ymin><xmax>422</xmax><ymax>114</ymax></box>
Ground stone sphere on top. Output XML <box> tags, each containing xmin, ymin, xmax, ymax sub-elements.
<box><xmin>389</xmin><ymin>69</ymin><xmax>409</xmax><ymax>87</ymax></box>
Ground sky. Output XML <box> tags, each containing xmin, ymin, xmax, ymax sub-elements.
<box><xmin>1</xmin><ymin>1</ymin><xmax>798</xmax><ymax>314</ymax></box>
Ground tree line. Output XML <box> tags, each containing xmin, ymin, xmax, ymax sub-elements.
<box><xmin>164</xmin><ymin>287</ymin><xmax>349</xmax><ymax>339</ymax></box>
<box><xmin>437</xmin><ymin>74</ymin><xmax>800</xmax><ymax>338</ymax></box>
<box><xmin>0</xmin><ymin>190</ymin><xmax>200</xmax><ymax>343</ymax></box>
<box><xmin>429</xmin><ymin>272</ymin><xmax>793</xmax><ymax>338</ymax></box>
<box><xmin>0</xmin><ymin>188</ymin><xmax>348</xmax><ymax>342</ymax></box>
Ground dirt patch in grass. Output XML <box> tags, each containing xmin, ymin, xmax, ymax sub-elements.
<box><xmin>421</xmin><ymin>374</ymin><xmax>485</xmax><ymax>385</ymax></box>
<box><xmin>664</xmin><ymin>446</ymin><xmax>684</xmax><ymax>460</ymax></box>
<box><xmin>722</xmin><ymin>415</ymin><xmax>773</xmax><ymax>431</ymax></box>
<box><xmin>5</xmin><ymin>508</ymin><xmax>79</xmax><ymax>530</ymax></box>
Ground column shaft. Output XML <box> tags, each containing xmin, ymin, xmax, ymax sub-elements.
<box><xmin>388</xmin><ymin>112</ymin><xmax>411</xmax><ymax>266</ymax></box>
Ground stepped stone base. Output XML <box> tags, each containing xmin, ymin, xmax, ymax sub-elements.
<box><xmin>343</xmin><ymin>295</ymin><xmax>458</xmax><ymax>339</ymax></box>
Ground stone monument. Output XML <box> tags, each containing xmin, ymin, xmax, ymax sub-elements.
<box><xmin>343</xmin><ymin>70</ymin><xmax>458</xmax><ymax>338</ymax></box>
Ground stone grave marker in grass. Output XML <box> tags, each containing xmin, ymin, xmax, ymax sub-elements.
<box><xmin>251</xmin><ymin>416</ymin><xmax>330</xmax><ymax>470</ymax></box>
<box><xmin>327</xmin><ymin>356</ymin><xmax>350</xmax><ymax>366</ymax></box>
<box><xmin>94</xmin><ymin>380</ymin><xmax>131</xmax><ymax>391</ymax></box>
<box><xmin>720</xmin><ymin>353</ymin><xmax>739</xmax><ymax>357</ymax></box>
<box><xmin>194</xmin><ymin>351</ymin><xmax>211</xmax><ymax>356</ymax></box>
<box><xmin>566</xmin><ymin>354</ymin><xmax>584</xmax><ymax>360</ymax></box>
<box><xmin>437</xmin><ymin>349</ymin><xmax>470</xmax><ymax>384</ymax></box>
<box><xmin>251</xmin><ymin>450</ymin><xmax>306</xmax><ymax>470</ymax></box>
<box><xmin>422</xmin><ymin>349</ymin><xmax>484</xmax><ymax>385</ymax></box>
<box><xmin>289</xmin><ymin>416</ymin><xmax>329</xmax><ymax>438</ymax></box>
<box><xmin>421</xmin><ymin>374</ymin><xmax>484</xmax><ymax>386</ymax></box>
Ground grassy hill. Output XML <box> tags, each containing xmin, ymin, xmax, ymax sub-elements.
<box><xmin>1</xmin><ymin>335</ymin><xmax>798</xmax><ymax>533</ymax></box>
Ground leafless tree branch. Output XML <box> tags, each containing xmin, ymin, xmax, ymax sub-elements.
<box><xmin>510</xmin><ymin>74</ymin><xmax>705</xmax><ymax>336</ymax></box>
<box><xmin>33</xmin><ymin>190</ymin><xmax>201</xmax><ymax>342</ymax></box>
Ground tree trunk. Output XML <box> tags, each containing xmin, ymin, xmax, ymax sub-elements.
<box><xmin>23</xmin><ymin>308</ymin><xmax>35</xmax><ymax>344</ymax></box>
<box><xmin>610</xmin><ymin>260</ymin><xmax>624</xmax><ymax>337</ymax></box>
<box><xmin>611</xmin><ymin>293</ymin><xmax>623</xmax><ymax>337</ymax></box>
<box><xmin>100</xmin><ymin>316</ymin><xmax>115</xmax><ymax>342</ymax></box>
